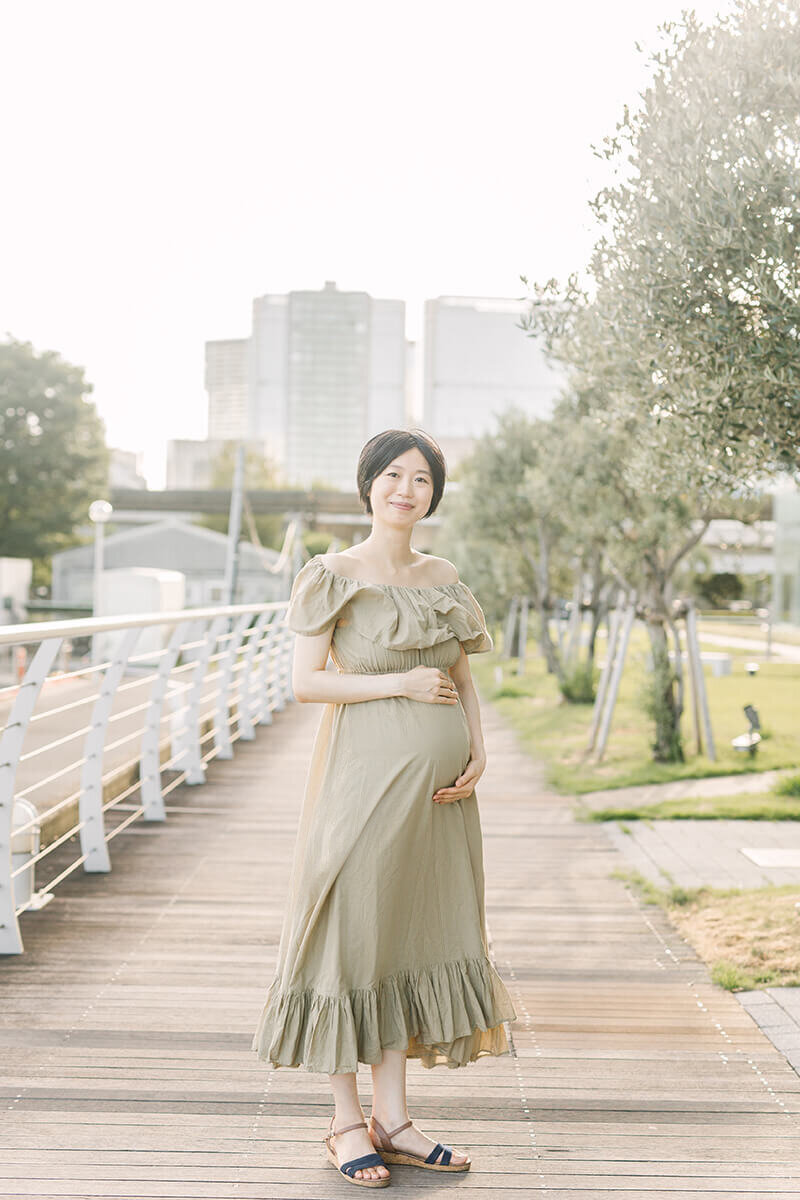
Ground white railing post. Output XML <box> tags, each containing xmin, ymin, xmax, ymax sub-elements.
<box><xmin>237</xmin><ymin>611</ymin><xmax>272</xmax><ymax>741</ymax></box>
<box><xmin>140</xmin><ymin>621</ymin><xmax>193</xmax><ymax>821</ymax></box>
<box><xmin>281</xmin><ymin>622</ymin><xmax>295</xmax><ymax>704</ymax></box>
<box><xmin>79</xmin><ymin>627</ymin><xmax>142</xmax><ymax>872</ymax></box>
<box><xmin>214</xmin><ymin>613</ymin><xmax>254</xmax><ymax>760</ymax></box>
<box><xmin>0</xmin><ymin>638</ymin><xmax>63</xmax><ymax>954</ymax></box>
<box><xmin>182</xmin><ymin>616</ymin><xmax>226</xmax><ymax>785</ymax></box>
<box><xmin>274</xmin><ymin>621</ymin><xmax>292</xmax><ymax>712</ymax></box>
<box><xmin>254</xmin><ymin>617</ymin><xmax>279</xmax><ymax>726</ymax></box>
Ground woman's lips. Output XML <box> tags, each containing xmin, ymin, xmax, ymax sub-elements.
<box><xmin>391</xmin><ymin>502</ymin><xmax>413</xmax><ymax>510</ymax></box>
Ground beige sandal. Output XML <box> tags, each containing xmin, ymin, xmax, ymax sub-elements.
<box><xmin>324</xmin><ymin>1116</ymin><xmax>391</xmax><ymax>1187</ymax></box>
<box><xmin>368</xmin><ymin>1114</ymin><xmax>471</xmax><ymax>1171</ymax></box>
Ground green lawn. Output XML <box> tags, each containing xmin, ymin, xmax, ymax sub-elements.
<box><xmin>472</xmin><ymin>627</ymin><xmax>800</xmax><ymax>795</ymax></box>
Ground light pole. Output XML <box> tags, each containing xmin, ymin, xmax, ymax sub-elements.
<box><xmin>89</xmin><ymin>500</ymin><xmax>113</xmax><ymax>666</ymax></box>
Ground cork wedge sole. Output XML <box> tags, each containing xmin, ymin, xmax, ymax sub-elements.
<box><xmin>368</xmin><ymin>1115</ymin><xmax>471</xmax><ymax>1172</ymax></box>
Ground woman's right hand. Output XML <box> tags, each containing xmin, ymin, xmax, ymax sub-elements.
<box><xmin>400</xmin><ymin>665</ymin><xmax>459</xmax><ymax>704</ymax></box>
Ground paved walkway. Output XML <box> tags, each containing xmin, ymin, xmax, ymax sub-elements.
<box><xmin>738</xmin><ymin>991</ymin><xmax>800</xmax><ymax>1078</ymax></box>
<box><xmin>580</xmin><ymin>769</ymin><xmax>796</xmax><ymax>814</ymax></box>
<box><xmin>601</xmin><ymin>818</ymin><xmax>800</xmax><ymax>890</ymax></box>
<box><xmin>697</xmin><ymin>632</ymin><xmax>800</xmax><ymax>662</ymax></box>
<box><xmin>1</xmin><ymin>697</ymin><xmax>800</xmax><ymax>1197</ymax></box>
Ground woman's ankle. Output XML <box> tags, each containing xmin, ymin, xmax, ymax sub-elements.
<box><xmin>370</xmin><ymin>1105</ymin><xmax>410</xmax><ymax>1130</ymax></box>
<box><xmin>334</xmin><ymin>1107</ymin><xmax>366</xmax><ymax>1130</ymax></box>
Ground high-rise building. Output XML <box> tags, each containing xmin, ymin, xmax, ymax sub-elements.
<box><xmin>423</xmin><ymin>296</ymin><xmax>565</xmax><ymax>469</ymax></box>
<box><xmin>206</xmin><ymin>338</ymin><xmax>249</xmax><ymax>441</ymax></box>
<box><xmin>206</xmin><ymin>282</ymin><xmax>407</xmax><ymax>490</ymax></box>
<box><xmin>109</xmin><ymin>448</ymin><xmax>147</xmax><ymax>490</ymax></box>
<box><xmin>166</xmin><ymin>439</ymin><xmax>231</xmax><ymax>489</ymax></box>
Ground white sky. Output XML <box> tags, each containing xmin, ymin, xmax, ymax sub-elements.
<box><xmin>1</xmin><ymin>0</ymin><xmax>733</xmax><ymax>486</ymax></box>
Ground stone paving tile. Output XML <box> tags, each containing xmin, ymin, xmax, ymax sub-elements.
<box><xmin>601</xmin><ymin>817</ymin><xmax>800</xmax><ymax>889</ymax></box>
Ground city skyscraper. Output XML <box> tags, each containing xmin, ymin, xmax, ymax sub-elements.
<box><xmin>204</xmin><ymin>282</ymin><xmax>407</xmax><ymax>489</ymax></box>
<box><xmin>423</xmin><ymin>296</ymin><xmax>565</xmax><ymax>468</ymax></box>
<box><xmin>205</xmin><ymin>338</ymin><xmax>249</xmax><ymax>441</ymax></box>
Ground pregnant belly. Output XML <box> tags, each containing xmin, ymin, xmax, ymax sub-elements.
<box><xmin>344</xmin><ymin>695</ymin><xmax>472</xmax><ymax>794</ymax></box>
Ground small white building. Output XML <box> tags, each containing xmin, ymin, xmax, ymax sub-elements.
<box><xmin>700</xmin><ymin>519</ymin><xmax>775</xmax><ymax>576</ymax></box>
<box><xmin>0</xmin><ymin>558</ymin><xmax>32</xmax><ymax>623</ymax></box>
<box><xmin>51</xmin><ymin>518</ymin><xmax>288</xmax><ymax>609</ymax></box>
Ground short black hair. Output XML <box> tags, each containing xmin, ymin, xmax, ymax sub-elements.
<box><xmin>357</xmin><ymin>428</ymin><xmax>447</xmax><ymax>518</ymax></box>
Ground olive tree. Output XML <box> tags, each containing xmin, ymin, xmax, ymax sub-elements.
<box><xmin>523</xmin><ymin>0</ymin><xmax>800</xmax><ymax>481</ymax></box>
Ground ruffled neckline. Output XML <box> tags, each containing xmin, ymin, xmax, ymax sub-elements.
<box><xmin>288</xmin><ymin>555</ymin><xmax>493</xmax><ymax>653</ymax></box>
<box><xmin>309</xmin><ymin>555</ymin><xmax>466</xmax><ymax>594</ymax></box>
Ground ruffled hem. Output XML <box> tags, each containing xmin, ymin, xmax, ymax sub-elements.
<box><xmin>251</xmin><ymin>954</ymin><xmax>517</xmax><ymax>1074</ymax></box>
<box><xmin>286</xmin><ymin>556</ymin><xmax>493</xmax><ymax>653</ymax></box>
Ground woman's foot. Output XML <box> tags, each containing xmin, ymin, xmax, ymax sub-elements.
<box><xmin>369</xmin><ymin>1110</ymin><xmax>469</xmax><ymax>1165</ymax></box>
<box><xmin>331</xmin><ymin>1121</ymin><xmax>391</xmax><ymax>1182</ymax></box>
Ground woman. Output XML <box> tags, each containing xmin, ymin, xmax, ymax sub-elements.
<box><xmin>251</xmin><ymin>428</ymin><xmax>517</xmax><ymax>1187</ymax></box>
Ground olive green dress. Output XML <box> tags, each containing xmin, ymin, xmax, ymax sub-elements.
<box><xmin>251</xmin><ymin>555</ymin><xmax>517</xmax><ymax>1074</ymax></box>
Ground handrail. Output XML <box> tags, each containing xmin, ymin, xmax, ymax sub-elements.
<box><xmin>0</xmin><ymin>600</ymin><xmax>283</xmax><ymax>646</ymax></box>
<box><xmin>0</xmin><ymin>600</ymin><xmax>295</xmax><ymax>955</ymax></box>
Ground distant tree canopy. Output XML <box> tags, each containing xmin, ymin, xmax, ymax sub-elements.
<box><xmin>0</xmin><ymin>337</ymin><xmax>109</xmax><ymax>559</ymax></box>
<box><xmin>522</xmin><ymin>0</ymin><xmax>800</xmax><ymax>482</ymax></box>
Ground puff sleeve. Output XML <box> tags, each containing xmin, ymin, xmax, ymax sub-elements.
<box><xmin>451</xmin><ymin>583</ymin><xmax>494</xmax><ymax>654</ymax></box>
<box><xmin>285</xmin><ymin>557</ymin><xmax>357</xmax><ymax>636</ymax></box>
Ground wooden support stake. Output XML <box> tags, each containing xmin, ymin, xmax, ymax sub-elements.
<box><xmin>565</xmin><ymin>578</ymin><xmax>582</xmax><ymax>666</ymax></box>
<box><xmin>588</xmin><ymin>593</ymin><xmax>624</xmax><ymax>753</ymax></box>
<box><xmin>594</xmin><ymin>602</ymin><xmax>636</xmax><ymax>763</ymax></box>
<box><xmin>683</xmin><ymin>612</ymin><xmax>704</xmax><ymax>756</ymax></box>
<box><xmin>517</xmin><ymin>595</ymin><xmax>529</xmax><ymax>676</ymax></box>
<box><xmin>685</xmin><ymin>601</ymin><xmax>716</xmax><ymax>761</ymax></box>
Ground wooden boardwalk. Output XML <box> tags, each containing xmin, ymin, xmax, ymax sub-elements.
<box><xmin>1</xmin><ymin>696</ymin><xmax>799</xmax><ymax>1198</ymax></box>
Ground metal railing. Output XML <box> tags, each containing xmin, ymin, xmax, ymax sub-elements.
<box><xmin>0</xmin><ymin>601</ymin><xmax>294</xmax><ymax>954</ymax></box>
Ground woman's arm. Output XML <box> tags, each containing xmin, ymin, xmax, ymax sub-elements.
<box><xmin>449</xmin><ymin>644</ymin><xmax>486</xmax><ymax>759</ymax></box>
<box><xmin>432</xmin><ymin>644</ymin><xmax>487</xmax><ymax>804</ymax></box>
<box><xmin>292</xmin><ymin>627</ymin><xmax>401</xmax><ymax>702</ymax></box>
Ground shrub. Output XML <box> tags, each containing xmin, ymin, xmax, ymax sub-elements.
<box><xmin>559</xmin><ymin>660</ymin><xmax>598</xmax><ymax>704</ymax></box>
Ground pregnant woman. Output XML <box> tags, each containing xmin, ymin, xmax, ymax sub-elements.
<box><xmin>251</xmin><ymin>428</ymin><xmax>517</xmax><ymax>1187</ymax></box>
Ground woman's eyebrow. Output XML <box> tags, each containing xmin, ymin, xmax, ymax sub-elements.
<box><xmin>387</xmin><ymin>463</ymin><xmax>432</xmax><ymax>476</ymax></box>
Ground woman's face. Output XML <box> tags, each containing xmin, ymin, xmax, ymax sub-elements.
<box><xmin>369</xmin><ymin>447</ymin><xmax>434</xmax><ymax>524</ymax></box>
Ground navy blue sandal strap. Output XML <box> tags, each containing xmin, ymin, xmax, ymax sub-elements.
<box><xmin>425</xmin><ymin>1142</ymin><xmax>444</xmax><ymax>1163</ymax></box>
<box><xmin>341</xmin><ymin>1152</ymin><xmax>386</xmax><ymax>1178</ymax></box>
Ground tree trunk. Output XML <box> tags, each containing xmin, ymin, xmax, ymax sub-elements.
<box><xmin>537</xmin><ymin>599</ymin><xmax>565</xmax><ymax>684</ymax></box>
<box><xmin>586</xmin><ymin>559</ymin><xmax>608</xmax><ymax>667</ymax></box>
<box><xmin>645</xmin><ymin>617</ymin><xmax>685</xmax><ymax>763</ymax></box>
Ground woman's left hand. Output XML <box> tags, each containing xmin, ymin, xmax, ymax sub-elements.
<box><xmin>432</xmin><ymin>752</ymin><xmax>487</xmax><ymax>803</ymax></box>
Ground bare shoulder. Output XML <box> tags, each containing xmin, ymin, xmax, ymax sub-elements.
<box><xmin>319</xmin><ymin>550</ymin><xmax>362</xmax><ymax>579</ymax></box>
<box><xmin>420</xmin><ymin>555</ymin><xmax>460</xmax><ymax>585</ymax></box>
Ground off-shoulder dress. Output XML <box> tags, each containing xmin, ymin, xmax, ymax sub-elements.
<box><xmin>251</xmin><ymin>555</ymin><xmax>517</xmax><ymax>1074</ymax></box>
